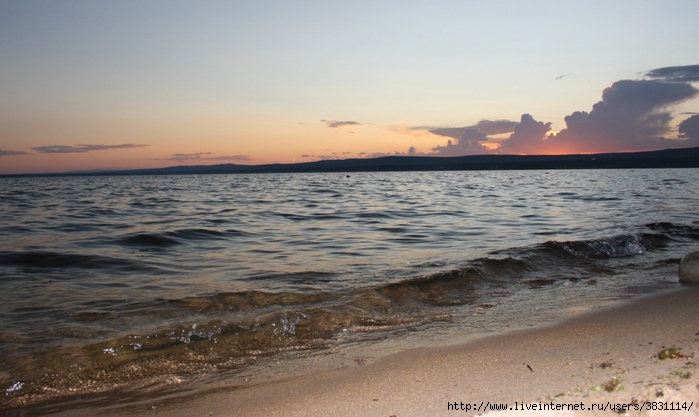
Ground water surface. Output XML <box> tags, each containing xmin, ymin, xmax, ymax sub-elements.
<box><xmin>1</xmin><ymin>169</ymin><xmax>698</xmax><ymax>413</ymax></box>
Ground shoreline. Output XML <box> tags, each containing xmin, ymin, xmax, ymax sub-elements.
<box><xmin>52</xmin><ymin>286</ymin><xmax>699</xmax><ymax>417</ymax></box>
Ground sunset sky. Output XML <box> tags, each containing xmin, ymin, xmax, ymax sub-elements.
<box><xmin>1</xmin><ymin>1</ymin><xmax>699</xmax><ymax>174</ymax></box>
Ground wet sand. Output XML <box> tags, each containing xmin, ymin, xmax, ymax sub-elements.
<box><xmin>57</xmin><ymin>287</ymin><xmax>699</xmax><ymax>417</ymax></box>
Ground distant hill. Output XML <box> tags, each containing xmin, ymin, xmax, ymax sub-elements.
<box><xmin>6</xmin><ymin>146</ymin><xmax>699</xmax><ymax>177</ymax></box>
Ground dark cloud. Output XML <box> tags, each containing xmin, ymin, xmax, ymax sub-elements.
<box><xmin>428</xmin><ymin>127</ymin><xmax>467</xmax><ymax>140</ymax></box>
<box><xmin>404</xmin><ymin>66</ymin><xmax>699</xmax><ymax>156</ymax></box>
<box><xmin>0</xmin><ymin>149</ymin><xmax>29</xmax><ymax>157</ymax></box>
<box><xmin>325</xmin><ymin>120</ymin><xmax>361</xmax><ymax>128</ymax></box>
<box><xmin>32</xmin><ymin>144</ymin><xmax>148</xmax><ymax>153</ymax></box>
<box><xmin>602</xmin><ymin>79</ymin><xmax>696</xmax><ymax>107</ymax></box>
<box><xmin>473</xmin><ymin>119</ymin><xmax>519</xmax><ymax>135</ymax></box>
<box><xmin>646</xmin><ymin>65</ymin><xmax>699</xmax><ymax>83</ymax></box>
<box><xmin>499</xmin><ymin>114</ymin><xmax>551</xmax><ymax>154</ymax></box>
<box><xmin>678</xmin><ymin>114</ymin><xmax>699</xmax><ymax>144</ymax></box>
<box><xmin>432</xmin><ymin>127</ymin><xmax>489</xmax><ymax>156</ymax></box>
<box><xmin>551</xmin><ymin>79</ymin><xmax>699</xmax><ymax>152</ymax></box>
<box><xmin>425</xmin><ymin>76</ymin><xmax>698</xmax><ymax>155</ymax></box>
<box><xmin>426</xmin><ymin>118</ymin><xmax>534</xmax><ymax>155</ymax></box>
<box><xmin>428</xmin><ymin>119</ymin><xmax>518</xmax><ymax>140</ymax></box>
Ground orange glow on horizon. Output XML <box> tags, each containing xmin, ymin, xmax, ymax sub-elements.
<box><xmin>482</xmin><ymin>142</ymin><xmax>501</xmax><ymax>151</ymax></box>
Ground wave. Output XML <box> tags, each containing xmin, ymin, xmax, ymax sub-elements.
<box><xmin>0</xmin><ymin>250</ymin><xmax>156</xmax><ymax>273</ymax></box>
<box><xmin>544</xmin><ymin>233</ymin><xmax>663</xmax><ymax>259</ymax></box>
<box><xmin>114</xmin><ymin>228</ymin><xmax>250</xmax><ymax>248</ymax></box>
<box><xmin>646</xmin><ymin>221</ymin><xmax>699</xmax><ymax>240</ymax></box>
<box><xmin>116</xmin><ymin>233</ymin><xmax>181</xmax><ymax>247</ymax></box>
<box><xmin>3</xmin><ymin>222</ymin><xmax>697</xmax><ymax>410</ymax></box>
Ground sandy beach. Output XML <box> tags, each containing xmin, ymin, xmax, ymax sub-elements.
<box><xmin>58</xmin><ymin>286</ymin><xmax>697</xmax><ymax>417</ymax></box>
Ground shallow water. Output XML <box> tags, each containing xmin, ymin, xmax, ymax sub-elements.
<box><xmin>1</xmin><ymin>169</ymin><xmax>698</xmax><ymax>413</ymax></box>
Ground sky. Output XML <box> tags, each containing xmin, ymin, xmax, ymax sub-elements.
<box><xmin>1</xmin><ymin>0</ymin><xmax>699</xmax><ymax>174</ymax></box>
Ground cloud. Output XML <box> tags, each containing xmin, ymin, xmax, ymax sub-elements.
<box><xmin>499</xmin><ymin>114</ymin><xmax>551</xmax><ymax>154</ymax></box>
<box><xmin>32</xmin><ymin>143</ymin><xmax>148</xmax><ymax>153</ymax></box>
<box><xmin>424</xmin><ymin>118</ymin><xmax>528</xmax><ymax>155</ymax></box>
<box><xmin>428</xmin><ymin>119</ymin><xmax>518</xmax><ymax>140</ymax></box>
<box><xmin>388</xmin><ymin>124</ymin><xmax>433</xmax><ymax>138</ymax></box>
<box><xmin>424</xmin><ymin>115</ymin><xmax>551</xmax><ymax>156</ymax></box>
<box><xmin>325</xmin><ymin>120</ymin><xmax>361</xmax><ymax>128</ymax></box>
<box><xmin>646</xmin><ymin>64</ymin><xmax>699</xmax><ymax>83</ymax></box>
<box><xmin>301</xmin><ymin>148</ymin><xmax>417</xmax><ymax>161</ymax></box>
<box><xmin>159</xmin><ymin>153</ymin><xmax>251</xmax><ymax>163</ymax></box>
<box><xmin>678</xmin><ymin>114</ymin><xmax>699</xmax><ymax>144</ymax></box>
<box><xmin>427</xmin><ymin>127</ymin><xmax>468</xmax><ymax>140</ymax></box>
<box><xmin>550</xmin><ymin>79</ymin><xmax>699</xmax><ymax>152</ymax></box>
<box><xmin>0</xmin><ymin>149</ymin><xmax>29</xmax><ymax>157</ymax></box>
<box><xmin>300</xmin><ymin>153</ymin><xmax>347</xmax><ymax>160</ymax></box>
<box><xmin>473</xmin><ymin>119</ymin><xmax>519</xmax><ymax>135</ymax></box>
<box><xmin>166</xmin><ymin>152</ymin><xmax>214</xmax><ymax>162</ymax></box>
<box><xmin>364</xmin><ymin>66</ymin><xmax>699</xmax><ymax>157</ymax></box>
<box><xmin>431</xmin><ymin>127</ymin><xmax>489</xmax><ymax>156</ymax></box>
<box><xmin>416</xmin><ymin>66</ymin><xmax>699</xmax><ymax>156</ymax></box>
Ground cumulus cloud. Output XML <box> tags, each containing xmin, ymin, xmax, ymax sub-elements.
<box><xmin>417</xmin><ymin>65</ymin><xmax>699</xmax><ymax>156</ymax></box>
<box><xmin>678</xmin><ymin>114</ymin><xmax>699</xmax><ymax>144</ymax></box>
<box><xmin>32</xmin><ymin>143</ymin><xmax>148</xmax><ymax>153</ymax></box>
<box><xmin>0</xmin><ymin>149</ymin><xmax>29</xmax><ymax>157</ymax></box>
<box><xmin>425</xmin><ymin>118</ymin><xmax>537</xmax><ymax>155</ymax></box>
<box><xmin>431</xmin><ymin>127</ymin><xmax>490</xmax><ymax>156</ymax></box>
<box><xmin>646</xmin><ymin>65</ymin><xmax>699</xmax><ymax>83</ymax></box>
<box><xmin>499</xmin><ymin>114</ymin><xmax>551</xmax><ymax>154</ymax></box>
<box><xmin>550</xmin><ymin>79</ymin><xmax>699</xmax><ymax>152</ymax></box>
